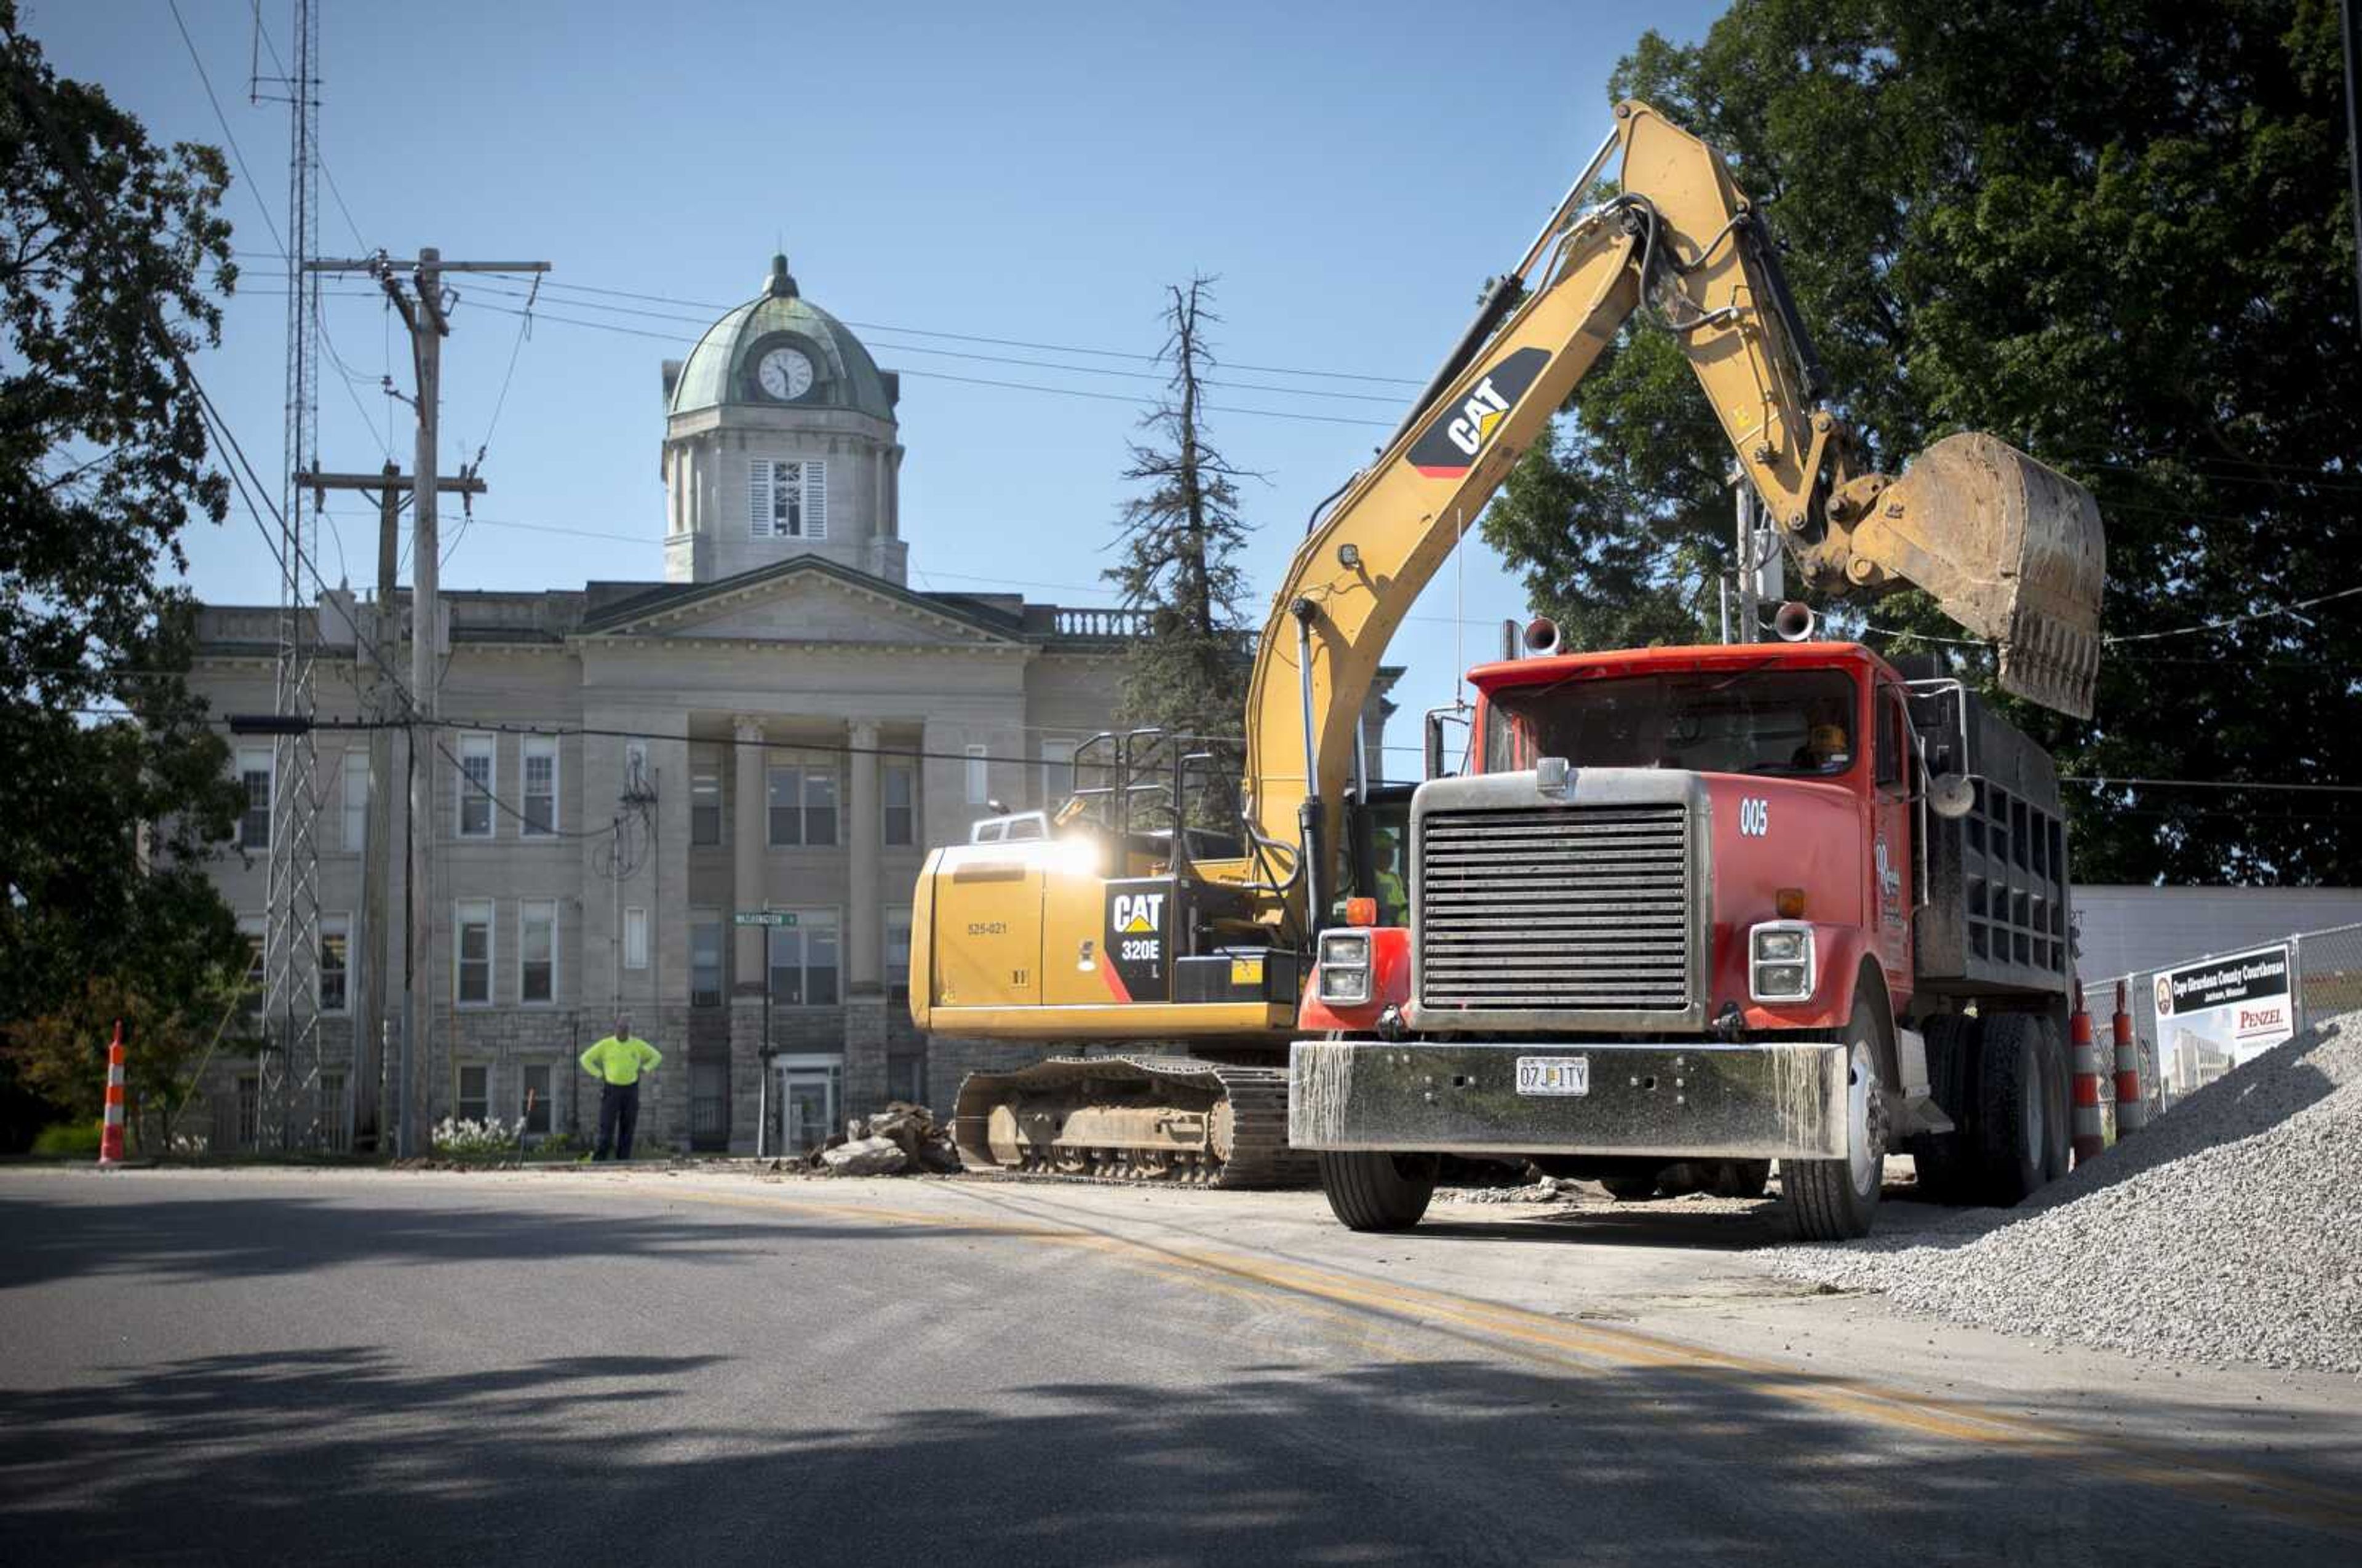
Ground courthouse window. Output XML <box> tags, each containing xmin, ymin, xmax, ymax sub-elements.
<box><xmin>522</xmin><ymin>736</ymin><xmax>559</xmax><ymax>837</ymax></box>
<box><xmin>766</xmin><ymin>912</ymin><xmax>840</xmax><ymax>1006</ymax></box>
<box><xmin>519</xmin><ymin>900</ymin><xmax>557</xmax><ymax>1004</ymax></box>
<box><xmin>750</xmin><ymin>458</ymin><xmax>828</xmax><ymax>539</ymax></box>
<box><xmin>455</xmin><ymin>901</ymin><xmax>493</xmax><ymax>1005</ymax></box>
<box><xmin>317</xmin><ymin>914</ymin><xmax>351</xmax><ymax>1013</ymax></box>
<box><xmin>456</xmin><ymin>734</ymin><xmax>495</xmax><ymax>838</ymax></box>
<box><xmin>691</xmin><ymin>768</ymin><xmax>723</xmax><ymax>846</ymax></box>
<box><xmin>237</xmin><ymin>748</ymin><xmax>274</xmax><ymax>849</ymax></box>
<box><xmin>342</xmin><ymin>751</ymin><xmax>368</xmax><ymax>851</ymax></box>
<box><xmin>767</xmin><ymin>763</ymin><xmax>839</xmax><ymax>846</ymax></box>
<box><xmin>883</xmin><ymin>762</ymin><xmax>915</xmax><ymax>846</ymax></box>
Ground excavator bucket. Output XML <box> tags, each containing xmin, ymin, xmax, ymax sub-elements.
<box><xmin>1850</xmin><ymin>432</ymin><xmax>2106</xmax><ymax>719</ymax></box>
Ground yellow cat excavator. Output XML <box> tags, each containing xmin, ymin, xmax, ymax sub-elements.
<box><xmin>909</xmin><ymin>100</ymin><xmax>2105</xmax><ymax>1185</ymax></box>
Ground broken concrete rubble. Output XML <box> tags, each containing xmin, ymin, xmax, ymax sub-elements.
<box><xmin>812</xmin><ymin>1101</ymin><xmax>963</xmax><ymax>1175</ymax></box>
<box><xmin>819</xmin><ymin>1136</ymin><xmax>907</xmax><ymax>1176</ymax></box>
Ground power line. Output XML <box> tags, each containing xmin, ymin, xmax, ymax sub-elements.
<box><xmin>241</xmin><ymin>260</ymin><xmax>2362</xmax><ymax>495</ymax></box>
<box><xmin>469</xmin><ymin>274</ymin><xmax>538</xmax><ymax>472</ymax></box>
<box><xmin>114</xmin><ymin>708</ymin><xmax>2362</xmax><ymax>825</ymax></box>
<box><xmin>435</xmin><ymin>738</ymin><xmax>625</xmax><ymax>842</ymax></box>
<box><xmin>308</xmin><ymin>503</ymin><xmax>1525</xmax><ymax>633</ymax></box>
<box><xmin>447</xmin><ymin>275</ymin><xmax>1410</xmax><ymax>405</ymax></box>
<box><xmin>235</xmin><ymin>252</ymin><xmax>1430</xmax><ymax>390</ymax></box>
<box><xmin>2104</xmin><ymin>584</ymin><xmax>2362</xmax><ymax>645</ymax></box>
<box><xmin>467</xmin><ymin>301</ymin><xmax>1396</xmax><ymax>429</ymax></box>
<box><xmin>2061</xmin><ymin>776</ymin><xmax>2362</xmax><ymax>795</ymax></box>
<box><xmin>1863</xmin><ymin>582</ymin><xmax>2362</xmax><ymax>652</ymax></box>
<box><xmin>168</xmin><ymin>0</ymin><xmax>282</xmax><ymax>258</ymax></box>
<box><xmin>316</xmin><ymin>304</ymin><xmax>390</xmax><ymax>459</ymax></box>
<box><xmin>504</xmin><ymin>269</ymin><xmax>1428</xmax><ymax>386</ymax></box>
<box><xmin>317</xmin><ymin>157</ymin><xmax>367</xmax><ymax>252</ymax></box>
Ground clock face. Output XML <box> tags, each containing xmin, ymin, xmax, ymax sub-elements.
<box><xmin>756</xmin><ymin>346</ymin><xmax>814</xmax><ymax>400</ymax></box>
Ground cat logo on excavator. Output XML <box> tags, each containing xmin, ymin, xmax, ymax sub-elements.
<box><xmin>1113</xmin><ymin>893</ymin><xmax>1165</xmax><ymax>934</ymax></box>
<box><xmin>1408</xmin><ymin>347</ymin><xmax>1551</xmax><ymax>479</ymax></box>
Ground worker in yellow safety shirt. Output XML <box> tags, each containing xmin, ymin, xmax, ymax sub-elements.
<box><xmin>579</xmin><ymin>1012</ymin><xmax>662</xmax><ymax>1161</ymax></box>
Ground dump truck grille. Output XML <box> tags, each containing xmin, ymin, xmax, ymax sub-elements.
<box><xmin>1417</xmin><ymin>803</ymin><xmax>1692</xmax><ymax>1013</ymax></box>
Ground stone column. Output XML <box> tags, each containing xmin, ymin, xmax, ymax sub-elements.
<box><xmin>732</xmin><ymin>715</ymin><xmax>766</xmax><ymax>990</ymax></box>
<box><xmin>848</xmin><ymin>719</ymin><xmax>882</xmax><ymax>995</ymax></box>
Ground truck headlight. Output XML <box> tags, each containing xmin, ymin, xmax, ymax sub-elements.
<box><xmin>1317</xmin><ymin>931</ymin><xmax>1372</xmax><ymax>1005</ymax></box>
<box><xmin>1749</xmin><ymin>921</ymin><xmax>1816</xmax><ymax>1003</ymax></box>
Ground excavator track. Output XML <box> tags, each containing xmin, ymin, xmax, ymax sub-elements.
<box><xmin>951</xmin><ymin>1055</ymin><xmax>1315</xmax><ymax>1189</ymax></box>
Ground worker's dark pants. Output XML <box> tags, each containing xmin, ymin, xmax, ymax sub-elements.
<box><xmin>595</xmin><ymin>1081</ymin><xmax>640</xmax><ymax>1161</ymax></box>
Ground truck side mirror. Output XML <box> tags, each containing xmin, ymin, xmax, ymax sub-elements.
<box><xmin>1424</xmin><ymin>710</ymin><xmax>1446</xmax><ymax>780</ymax></box>
<box><xmin>1927</xmin><ymin>773</ymin><xmax>1975</xmax><ymax>820</ymax></box>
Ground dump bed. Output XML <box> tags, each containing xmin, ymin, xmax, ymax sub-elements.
<box><xmin>1907</xmin><ymin>684</ymin><xmax>2073</xmax><ymax>999</ymax></box>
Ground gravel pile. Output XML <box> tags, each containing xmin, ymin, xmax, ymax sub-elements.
<box><xmin>1436</xmin><ymin>1176</ymin><xmax>1575</xmax><ymax>1204</ymax></box>
<box><xmin>1767</xmin><ymin>1010</ymin><xmax>2362</xmax><ymax>1374</ymax></box>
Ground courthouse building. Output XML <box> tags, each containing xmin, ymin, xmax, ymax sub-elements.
<box><xmin>188</xmin><ymin>254</ymin><xmax>1390</xmax><ymax>1155</ymax></box>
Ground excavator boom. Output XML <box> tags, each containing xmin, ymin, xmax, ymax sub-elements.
<box><xmin>1246</xmin><ymin>99</ymin><xmax>2104</xmax><ymax>907</ymax></box>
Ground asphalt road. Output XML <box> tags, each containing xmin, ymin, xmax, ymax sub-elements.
<box><xmin>2</xmin><ymin>1168</ymin><xmax>2356</xmax><ymax>1566</ymax></box>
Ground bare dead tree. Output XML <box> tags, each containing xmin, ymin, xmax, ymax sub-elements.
<box><xmin>1103</xmin><ymin>275</ymin><xmax>1258</xmax><ymax>748</ymax></box>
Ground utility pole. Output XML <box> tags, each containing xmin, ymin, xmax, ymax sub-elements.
<box><xmin>305</xmin><ymin>250</ymin><xmax>547</xmax><ymax>1155</ymax></box>
<box><xmin>296</xmin><ymin>463</ymin><xmax>485</xmax><ymax>1153</ymax></box>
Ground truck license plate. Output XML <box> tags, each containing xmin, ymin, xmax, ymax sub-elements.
<box><xmin>1515</xmin><ymin>1056</ymin><xmax>1589</xmax><ymax>1096</ymax></box>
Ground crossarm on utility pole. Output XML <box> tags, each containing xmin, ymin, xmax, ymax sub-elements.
<box><xmin>306</xmin><ymin>248</ymin><xmax>548</xmax><ymax>1157</ymax></box>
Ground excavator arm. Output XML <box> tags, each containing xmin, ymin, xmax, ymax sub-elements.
<box><xmin>1239</xmin><ymin>99</ymin><xmax>2104</xmax><ymax>918</ymax></box>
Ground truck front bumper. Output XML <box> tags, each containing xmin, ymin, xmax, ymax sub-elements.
<box><xmin>1288</xmin><ymin>1039</ymin><xmax>1851</xmax><ymax>1161</ymax></box>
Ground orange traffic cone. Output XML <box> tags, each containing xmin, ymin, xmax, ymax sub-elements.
<box><xmin>2068</xmin><ymin>987</ymin><xmax>2105</xmax><ymax>1165</ymax></box>
<box><xmin>98</xmin><ymin>1020</ymin><xmax>127</xmax><ymax>1167</ymax></box>
<box><xmin>2112</xmin><ymin>981</ymin><xmax>2149</xmax><ymax>1135</ymax></box>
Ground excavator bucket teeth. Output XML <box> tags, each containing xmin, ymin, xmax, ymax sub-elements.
<box><xmin>1851</xmin><ymin>432</ymin><xmax>2106</xmax><ymax>719</ymax></box>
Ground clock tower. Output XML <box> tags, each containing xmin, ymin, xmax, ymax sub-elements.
<box><xmin>659</xmin><ymin>253</ymin><xmax>906</xmax><ymax>584</ymax></box>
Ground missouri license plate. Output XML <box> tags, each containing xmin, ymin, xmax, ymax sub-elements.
<box><xmin>1515</xmin><ymin>1056</ymin><xmax>1589</xmax><ymax>1096</ymax></box>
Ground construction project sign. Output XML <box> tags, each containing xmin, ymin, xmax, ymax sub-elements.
<box><xmin>2153</xmin><ymin>942</ymin><xmax>2295</xmax><ymax>1089</ymax></box>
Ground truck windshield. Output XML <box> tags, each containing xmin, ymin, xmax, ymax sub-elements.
<box><xmin>1482</xmin><ymin>666</ymin><xmax>1859</xmax><ymax>778</ymax></box>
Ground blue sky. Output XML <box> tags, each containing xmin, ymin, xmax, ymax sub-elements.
<box><xmin>38</xmin><ymin>0</ymin><xmax>1726</xmax><ymax>774</ymax></box>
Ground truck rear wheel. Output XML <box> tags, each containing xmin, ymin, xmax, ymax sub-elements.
<box><xmin>1784</xmin><ymin>992</ymin><xmax>1889</xmax><ymax>1241</ymax></box>
<box><xmin>1908</xmin><ymin>1013</ymin><xmax>1980</xmax><ymax>1202</ymax></box>
<box><xmin>2037</xmin><ymin>1017</ymin><xmax>2072</xmax><ymax>1183</ymax></box>
<box><xmin>1973</xmin><ymin>1013</ymin><xmax>2051</xmax><ymax>1205</ymax></box>
<box><xmin>1317</xmin><ymin>1151</ymin><xmax>1438</xmax><ymax>1232</ymax></box>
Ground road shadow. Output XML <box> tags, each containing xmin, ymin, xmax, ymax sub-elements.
<box><xmin>1</xmin><ymin>1332</ymin><xmax>2352</xmax><ymax>1566</ymax></box>
<box><xmin>0</xmin><ymin>1188</ymin><xmax>1028</xmax><ymax>1292</ymax></box>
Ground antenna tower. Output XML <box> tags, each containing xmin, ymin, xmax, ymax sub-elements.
<box><xmin>254</xmin><ymin>0</ymin><xmax>329</xmax><ymax>1150</ymax></box>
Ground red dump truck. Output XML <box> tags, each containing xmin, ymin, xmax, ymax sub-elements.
<box><xmin>1293</xmin><ymin>633</ymin><xmax>2078</xmax><ymax>1240</ymax></box>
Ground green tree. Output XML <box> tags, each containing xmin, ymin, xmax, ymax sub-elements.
<box><xmin>0</xmin><ymin>3</ymin><xmax>250</xmax><ymax>1145</ymax></box>
<box><xmin>1482</xmin><ymin>0</ymin><xmax>2359</xmax><ymax>883</ymax></box>
<box><xmin>1105</xmin><ymin>276</ymin><xmax>1256</xmax><ymax>744</ymax></box>
<box><xmin>10</xmin><ymin>969</ymin><xmax>249</xmax><ymax>1152</ymax></box>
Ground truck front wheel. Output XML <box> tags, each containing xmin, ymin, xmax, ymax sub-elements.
<box><xmin>1318</xmin><ymin>1151</ymin><xmax>1438</xmax><ymax>1232</ymax></box>
<box><xmin>1784</xmin><ymin>992</ymin><xmax>1889</xmax><ymax>1241</ymax></box>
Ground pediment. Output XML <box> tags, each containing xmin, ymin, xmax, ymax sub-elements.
<box><xmin>585</xmin><ymin>560</ymin><xmax>1017</xmax><ymax>648</ymax></box>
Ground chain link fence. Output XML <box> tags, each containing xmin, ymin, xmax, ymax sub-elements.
<box><xmin>2083</xmin><ymin>918</ymin><xmax>2362</xmax><ymax>1113</ymax></box>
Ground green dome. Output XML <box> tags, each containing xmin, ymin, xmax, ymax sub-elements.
<box><xmin>666</xmin><ymin>254</ymin><xmax>897</xmax><ymax>421</ymax></box>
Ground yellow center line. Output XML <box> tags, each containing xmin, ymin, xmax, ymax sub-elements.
<box><xmin>550</xmin><ymin>1177</ymin><xmax>2362</xmax><ymax>1537</ymax></box>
